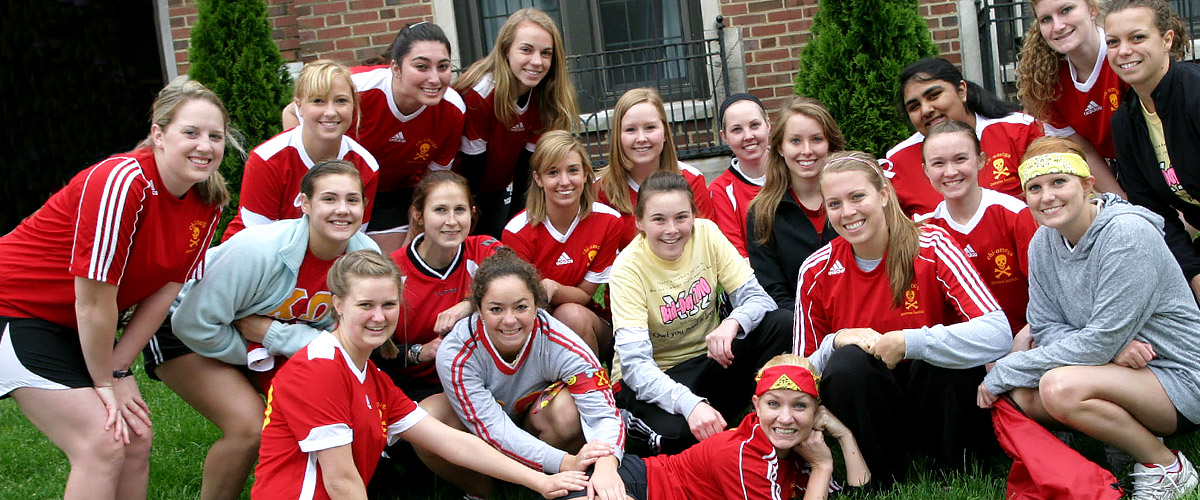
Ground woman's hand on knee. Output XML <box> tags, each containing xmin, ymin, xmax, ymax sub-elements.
<box><xmin>113</xmin><ymin>376</ymin><xmax>152</xmax><ymax>435</ymax></box>
<box><xmin>686</xmin><ymin>401</ymin><xmax>726</xmax><ymax>441</ymax></box>
<box><xmin>833</xmin><ymin>328</ymin><xmax>881</xmax><ymax>351</ymax></box>
<box><xmin>977</xmin><ymin>382</ymin><xmax>999</xmax><ymax>409</ymax></box>
<box><xmin>95</xmin><ymin>386</ymin><xmax>130</xmax><ymax>444</ymax></box>
<box><xmin>1113</xmin><ymin>340</ymin><xmax>1155</xmax><ymax>370</ymax></box>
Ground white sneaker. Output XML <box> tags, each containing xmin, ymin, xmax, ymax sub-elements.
<box><xmin>1130</xmin><ymin>451</ymin><xmax>1199</xmax><ymax>500</ymax></box>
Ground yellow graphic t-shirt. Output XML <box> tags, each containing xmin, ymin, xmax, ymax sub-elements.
<box><xmin>1141</xmin><ymin>102</ymin><xmax>1200</xmax><ymax>206</ymax></box>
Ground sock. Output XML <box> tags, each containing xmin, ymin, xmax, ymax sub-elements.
<box><xmin>1163</xmin><ymin>452</ymin><xmax>1182</xmax><ymax>473</ymax></box>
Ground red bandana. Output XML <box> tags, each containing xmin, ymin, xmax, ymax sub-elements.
<box><xmin>754</xmin><ymin>365</ymin><xmax>819</xmax><ymax>398</ymax></box>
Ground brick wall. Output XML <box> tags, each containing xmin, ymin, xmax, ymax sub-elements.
<box><xmin>719</xmin><ymin>0</ymin><xmax>962</xmax><ymax>112</ymax></box>
<box><xmin>167</xmin><ymin>0</ymin><xmax>432</xmax><ymax>76</ymax></box>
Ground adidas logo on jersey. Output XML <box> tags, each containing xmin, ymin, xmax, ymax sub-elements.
<box><xmin>510</xmin><ymin>122</ymin><xmax>526</xmax><ymax>132</ymax></box>
<box><xmin>964</xmin><ymin>244</ymin><xmax>978</xmax><ymax>258</ymax></box>
<box><xmin>390</xmin><ymin>131</ymin><xmax>406</xmax><ymax>143</ymax></box>
<box><xmin>827</xmin><ymin>260</ymin><xmax>845</xmax><ymax>275</ymax></box>
<box><xmin>1083</xmin><ymin>101</ymin><xmax>1102</xmax><ymax>116</ymax></box>
<box><xmin>556</xmin><ymin>252</ymin><xmax>574</xmax><ymax>266</ymax></box>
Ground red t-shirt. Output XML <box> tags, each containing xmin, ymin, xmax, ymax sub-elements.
<box><xmin>0</xmin><ymin>148</ymin><xmax>220</xmax><ymax>328</ymax></box>
<box><xmin>916</xmin><ymin>189</ymin><xmax>1037</xmax><ymax>335</ymax></box>
<box><xmin>388</xmin><ymin>234</ymin><xmax>503</xmax><ymax>383</ymax></box>
<box><xmin>349</xmin><ymin>66</ymin><xmax>466</xmax><ymax>193</ymax></box>
<box><xmin>597</xmin><ymin>162</ymin><xmax>713</xmax><ymax>247</ymax></box>
<box><xmin>222</xmin><ymin>126</ymin><xmax>379</xmax><ymax>241</ymax></box>
<box><xmin>502</xmin><ymin>202</ymin><xmax>624</xmax><ymax>287</ymax></box>
<box><xmin>707</xmin><ymin>160</ymin><xmax>764</xmax><ymax>258</ymax></box>
<box><xmin>1042</xmin><ymin>41</ymin><xmax>1126</xmax><ymax>159</ymax></box>
<box><xmin>643</xmin><ymin>413</ymin><xmax>832</xmax><ymax>500</ymax></box>
<box><xmin>252</xmin><ymin>332</ymin><xmax>426</xmax><ymax>500</ymax></box>
<box><xmin>459</xmin><ymin>72</ymin><xmax>543</xmax><ymax>193</ymax></box>
<box><xmin>882</xmin><ymin>112</ymin><xmax>1044</xmax><ymax>216</ymax></box>
<box><xmin>794</xmin><ymin>225</ymin><xmax>1001</xmax><ymax>356</ymax></box>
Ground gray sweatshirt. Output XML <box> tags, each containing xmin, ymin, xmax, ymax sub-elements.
<box><xmin>985</xmin><ymin>194</ymin><xmax>1200</xmax><ymax>423</ymax></box>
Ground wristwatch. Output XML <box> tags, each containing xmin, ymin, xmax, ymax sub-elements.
<box><xmin>408</xmin><ymin>343</ymin><xmax>424</xmax><ymax>364</ymax></box>
<box><xmin>113</xmin><ymin>369</ymin><xmax>134</xmax><ymax>379</ymax></box>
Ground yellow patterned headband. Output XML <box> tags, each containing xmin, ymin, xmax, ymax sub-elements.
<box><xmin>1018</xmin><ymin>152</ymin><xmax>1091</xmax><ymax>190</ymax></box>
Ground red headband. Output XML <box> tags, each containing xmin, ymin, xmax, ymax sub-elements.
<box><xmin>755</xmin><ymin>365</ymin><xmax>819</xmax><ymax>399</ymax></box>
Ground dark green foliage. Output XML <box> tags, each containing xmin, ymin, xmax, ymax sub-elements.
<box><xmin>188</xmin><ymin>0</ymin><xmax>292</xmax><ymax>240</ymax></box>
<box><xmin>0</xmin><ymin>0</ymin><xmax>162</xmax><ymax>234</ymax></box>
<box><xmin>794</xmin><ymin>0</ymin><xmax>939</xmax><ymax>157</ymax></box>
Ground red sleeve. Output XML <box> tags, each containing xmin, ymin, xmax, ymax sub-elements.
<box><xmin>1013</xmin><ymin>208</ymin><xmax>1039</xmax><ymax>275</ymax></box>
<box><xmin>928</xmin><ymin>228</ymin><xmax>1001</xmax><ymax>321</ymax></box>
<box><xmin>708</xmin><ymin>182</ymin><xmax>748</xmax><ymax>257</ymax></box>
<box><xmin>236</xmin><ymin>152</ymin><xmax>285</xmax><ymax>223</ymax></box>
<box><xmin>501</xmin><ymin>227</ymin><xmax>533</xmax><ymax>262</ymax></box>
<box><xmin>794</xmin><ymin>262</ymin><xmax>831</xmax><ymax>356</ymax></box>
<box><xmin>356</xmin><ymin>157</ymin><xmax>379</xmax><ymax>227</ymax></box>
<box><xmin>435</xmin><ymin>102</ymin><xmax>468</xmax><ymax>169</ymax></box>
<box><xmin>70</xmin><ymin>158</ymin><xmax>150</xmax><ymax>285</ymax></box>
<box><xmin>688</xmin><ymin>173</ymin><xmax>714</xmax><ymax>219</ymax></box>
<box><xmin>382</xmin><ymin>374</ymin><xmax>420</xmax><ymax>424</ymax></box>
<box><xmin>588</xmin><ymin>216</ymin><xmax>624</xmax><ymax>278</ymax></box>
<box><xmin>273</xmin><ymin>358</ymin><xmax>355</xmax><ymax>449</ymax></box>
<box><xmin>460</xmin><ymin>89</ymin><xmax>491</xmax><ymax>154</ymax></box>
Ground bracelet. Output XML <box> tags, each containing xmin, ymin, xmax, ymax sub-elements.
<box><xmin>113</xmin><ymin>369</ymin><xmax>134</xmax><ymax>379</ymax></box>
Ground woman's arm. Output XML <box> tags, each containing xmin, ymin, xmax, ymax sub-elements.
<box><xmin>315</xmin><ymin>444</ymin><xmax>367</xmax><ymax>500</ymax></box>
<box><xmin>109</xmin><ymin>281</ymin><xmax>184</xmax><ymax>431</ymax></box>
<box><xmin>74</xmin><ymin>276</ymin><xmax>126</xmax><ymax>442</ymax></box>
<box><xmin>400</xmin><ymin>416</ymin><xmax>588</xmax><ymax>499</ymax></box>
<box><xmin>543</xmin><ymin>278</ymin><xmax>599</xmax><ymax>307</ymax></box>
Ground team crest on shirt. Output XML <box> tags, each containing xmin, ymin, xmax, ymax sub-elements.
<box><xmin>583</xmin><ymin>244</ymin><xmax>600</xmax><ymax>264</ymax></box>
<box><xmin>988</xmin><ymin>153</ymin><xmax>1015</xmax><ymax>183</ymax></box>
<box><xmin>413</xmin><ymin>138</ymin><xmax>437</xmax><ymax>161</ymax></box>
<box><xmin>187</xmin><ymin>220</ymin><xmax>208</xmax><ymax>252</ymax></box>
<box><xmin>659</xmin><ymin>277</ymin><xmax>713</xmax><ymax>324</ymax></box>
<box><xmin>1105</xmin><ymin>88</ymin><xmax>1121</xmax><ymax>111</ymax></box>
<box><xmin>901</xmin><ymin>284</ymin><xmax>923</xmax><ymax>316</ymax></box>
<box><xmin>987</xmin><ymin>248</ymin><xmax>1019</xmax><ymax>285</ymax></box>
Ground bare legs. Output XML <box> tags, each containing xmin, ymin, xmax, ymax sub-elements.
<box><xmin>551</xmin><ymin>303</ymin><xmax>613</xmax><ymax>363</ymax></box>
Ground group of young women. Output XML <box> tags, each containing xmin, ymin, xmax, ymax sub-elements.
<box><xmin>5</xmin><ymin>1</ymin><xmax>1200</xmax><ymax>499</ymax></box>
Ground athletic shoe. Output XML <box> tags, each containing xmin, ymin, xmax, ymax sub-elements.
<box><xmin>1130</xmin><ymin>450</ymin><xmax>1199</xmax><ymax>500</ymax></box>
<box><xmin>621</xmin><ymin>409</ymin><xmax>662</xmax><ymax>455</ymax></box>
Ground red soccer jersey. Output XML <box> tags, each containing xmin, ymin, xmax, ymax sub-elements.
<box><xmin>596</xmin><ymin>162</ymin><xmax>713</xmax><ymax>247</ymax></box>
<box><xmin>707</xmin><ymin>160</ymin><xmax>764</xmax><ymax>258</ymax></box>
<box><xmin>349</xmin><ymin>66</ymin><xmax>466</xmax><ymax>193</ymax></box>
<box><xmin>459</xmin><ymin>73</ymin><xmax>543</xmax><ymax>194</ymax></box>
<box><xmin>643</xmin><ymin>413</ymin><xmax>830</xmax><ymax>500</ymax></box>
<box><xmin>0</xmin><ymin>148</ymin><xmax>219</xmax><ymax>328</ymax></box>
<box><xmin>502</xmin><ymin>202</ymin><xmax>624</xmax><ymax>288</ymax></box>
<box><xmin>389</xmin><ymin>234</ymin><xmax>503</xmax><ymax>383</ymax></box>
<box><xmin>222</xmin><ymin>126</ymin><xmax>380</xmax><ymax>241</ymax></box>
<box><xmin>793</xmin><ymin>225</ymin><xmax>1001</xmax><ymax>356</ymax></box>
<box><xmin>252</xmin><ymin>332</ymin><xmax>425</xmax><ymax>500</ymax></box>
<box><xmin>1042</xmin><ymin>40</ymin><xmax>1126</xmax><ymax>159</ymax></box>
<box><xmin>882</xmin><ymin>112</ymin><xmax>1044</xmax><ymax>216</ymax></box>
<box><xmin>916</xmin><ymin>190</ymin><xmax>1037</xmax><ymax>335</ymax></box>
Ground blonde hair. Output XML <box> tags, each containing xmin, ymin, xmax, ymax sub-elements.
<box><xmin>138</xmin><ymin>79</ymin><xmax>242</xmax><ymax>208</ymax></box>
<box><xmin>294</xmin><ymin>60</ymin><xmax>360</xmax><ymax>134</ymax></box>
<box><xmin>820</xmin><ymin>152</ymin><xmax>921</xmax><ymax>308</ymax></box>
<box><xmin>525</xmin><ymin>131</ymin><xmax>595</xmax><ymax>226</ymax></box>
<box><xmin>598</xmin><ymin>88</ymin><xmax>681</xmax><ymax>214</ymax></box>
<box><xmin>1017</xmin><ymin>0</ymin><xmax>1102</xmax><ymax>121</ymax></box>
<box><xmin>748</xmin><ymin>97</ymin><xmax>846</xmax><ymax>245</ymax></box>
<box><xmin>327</xmin><ymin>250</ymin><xmax>402</xmax><ymax>358</ymax></box>
<box><xmin>756</xmin><ymin>353</ymin><xmax>816</xmax><ymax>375</ymax></box>
<box><xmin>1021</xmin><ymin>136</ymin><xmax>1095</xmax><ymax>196</ymax></box>
<box><xmin>1103</xmin><ymin>0</ymin><xmax>1191</xmax><ymax>60</ymax></box>
<box><xmin>454</xmin><ymin>8</ymin><xmax>579</xmax><ymax>134</ymax></box>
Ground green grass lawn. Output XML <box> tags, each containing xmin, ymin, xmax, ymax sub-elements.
<box><xmin>3</xmin><ymin>370</ymin><xmax>1199</xmax><ymax>499</ymax></box>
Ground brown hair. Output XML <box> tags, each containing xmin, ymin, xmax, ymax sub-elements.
<box><xmin>1103</xmin><ymin>0</ymin><xmax>1191</xmax><ymax>60</ymax></box>
<box><xmin>301</xmin><ymin>159</ymin><xmax>365</xmax><ymax>200</ymax></box>
<box><xmin>469</xmin><ymin>247</ymin><xmax>549</xmax><ymax>310</ymax></box>
<box><xmin>598</xmin><ymin>88</ymin><xmax>681</xmax><ymax>214</ymax></box>
<box><xmin>922</xmin><ymin>120</ymin><xmax>982</xmax><ymax>158</ymax></box>
<box><xmin>634</xmin><ymin>171</ymin><xmax>696</xmax><ymax>221</ymax></box>
<box><xmin>525</xmin><ymin>130</ymin><xmax>595</xmax><ymax>226</ymax></box>
<box><xmin>139</xmin><ymin>79</ymin><xmax>243</xmax><ymax>207</ymax></box>
<box><xmin>1017</xmin><ymin>0</ymin><xmax>1102</xmax><ymax>121</ymax></box>
<box><xmin>820</xmin><ymin>152</ymin><xmax>921</xmax><ymax>307</ymax></box>
<box><xmin>748</xmin><ymin>97</ymin><xmax>846</xmax><ymax>245</ymax></box>
<box><xmin>409</xmin><ymin>170</ymin><xmax>476</xmax><ymax>235</ymax></box>
<box><xmin>453</xmin><ymin>8</ymin><xmax>579</xmax><ymax>133</ymax></box>
<box><xmin>327</xmin><ymin>249</ymin><xmax>402</xmax><ymax>358</ymax></box>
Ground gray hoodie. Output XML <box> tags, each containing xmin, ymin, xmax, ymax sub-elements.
<box><xmin>985</xmin><ymin>194</ymin><xmax>1200</xmax><ymax>424</ymax></box>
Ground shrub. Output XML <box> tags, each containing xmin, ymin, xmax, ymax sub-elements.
<box><xmin>793</xmin><ymin>0</ymin><xmax>938</xmax><ymax>157</ymax></box>
<box><xmin>188</xmin><ymin>0</ymin><xmax>292</xmax><ymax>240</ymax></box>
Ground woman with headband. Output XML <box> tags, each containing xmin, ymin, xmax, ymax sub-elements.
<box><xmin>981</xmin><ymin>137</ymin><xmax>1200</xmax><ymax>500</ymax></box>
<box><xmin>795</xmin><ymin>151</ymin><xmax>1010</xmax><ymax>486</ymax></box>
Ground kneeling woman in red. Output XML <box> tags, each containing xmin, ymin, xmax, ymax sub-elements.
<box><xmin>794</xmin><ymin>152</ymin><xmax>1010</xmax><ymax>485</ymax></box>
<box><xmin>561</xmin><ymin>354</ymin><xmax>871</xmax><ymax>500</ymax></box>
<box><xmin>503</xmin><ymin>131</ymin><xmax>624</xmax><ymax>360</ymax></box>
<box><xmin>0</xmin><ymin>80</ymin><xmax>231</xmax><ymax>500</ymax></box>
<box><xmin>252</xmin><ymin>250</ymin><xmax>587</xmax><ymax>500</ymax></box>
<box><xmin>436</xmin><ymin>248</ymin><xmax>627</xmax><ymax>498</ymax></box>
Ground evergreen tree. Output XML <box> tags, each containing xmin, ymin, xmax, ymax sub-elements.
<box><xmin>794</xmin><ymin>0</ymin><xmax>938</xmax><ymax>157</ymax></box>
<box><xmin>188</xmin><ymin>0</ymin><xmax>292</xmax><ymax>237</ymax></box>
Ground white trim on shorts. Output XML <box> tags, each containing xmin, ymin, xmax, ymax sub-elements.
<box><xmin>0</xmin><ymin>322</ymin><xmax>71</xmax><ymax>396</ymax></box>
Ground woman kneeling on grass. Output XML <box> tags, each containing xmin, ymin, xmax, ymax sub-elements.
<box><xmin>252</xmin><ymin>250</ymin><xmax>587</xmax><ymax>500</ymax></box>
<box><xmin>979</xmin><ymin>137</ymin><xmax>1200</xmax><ymax>500</ymax></box>
<box><xmin>561</xmin><ymin>354</ymin><xmax>870</xmax><ymax>500</ymax></box>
